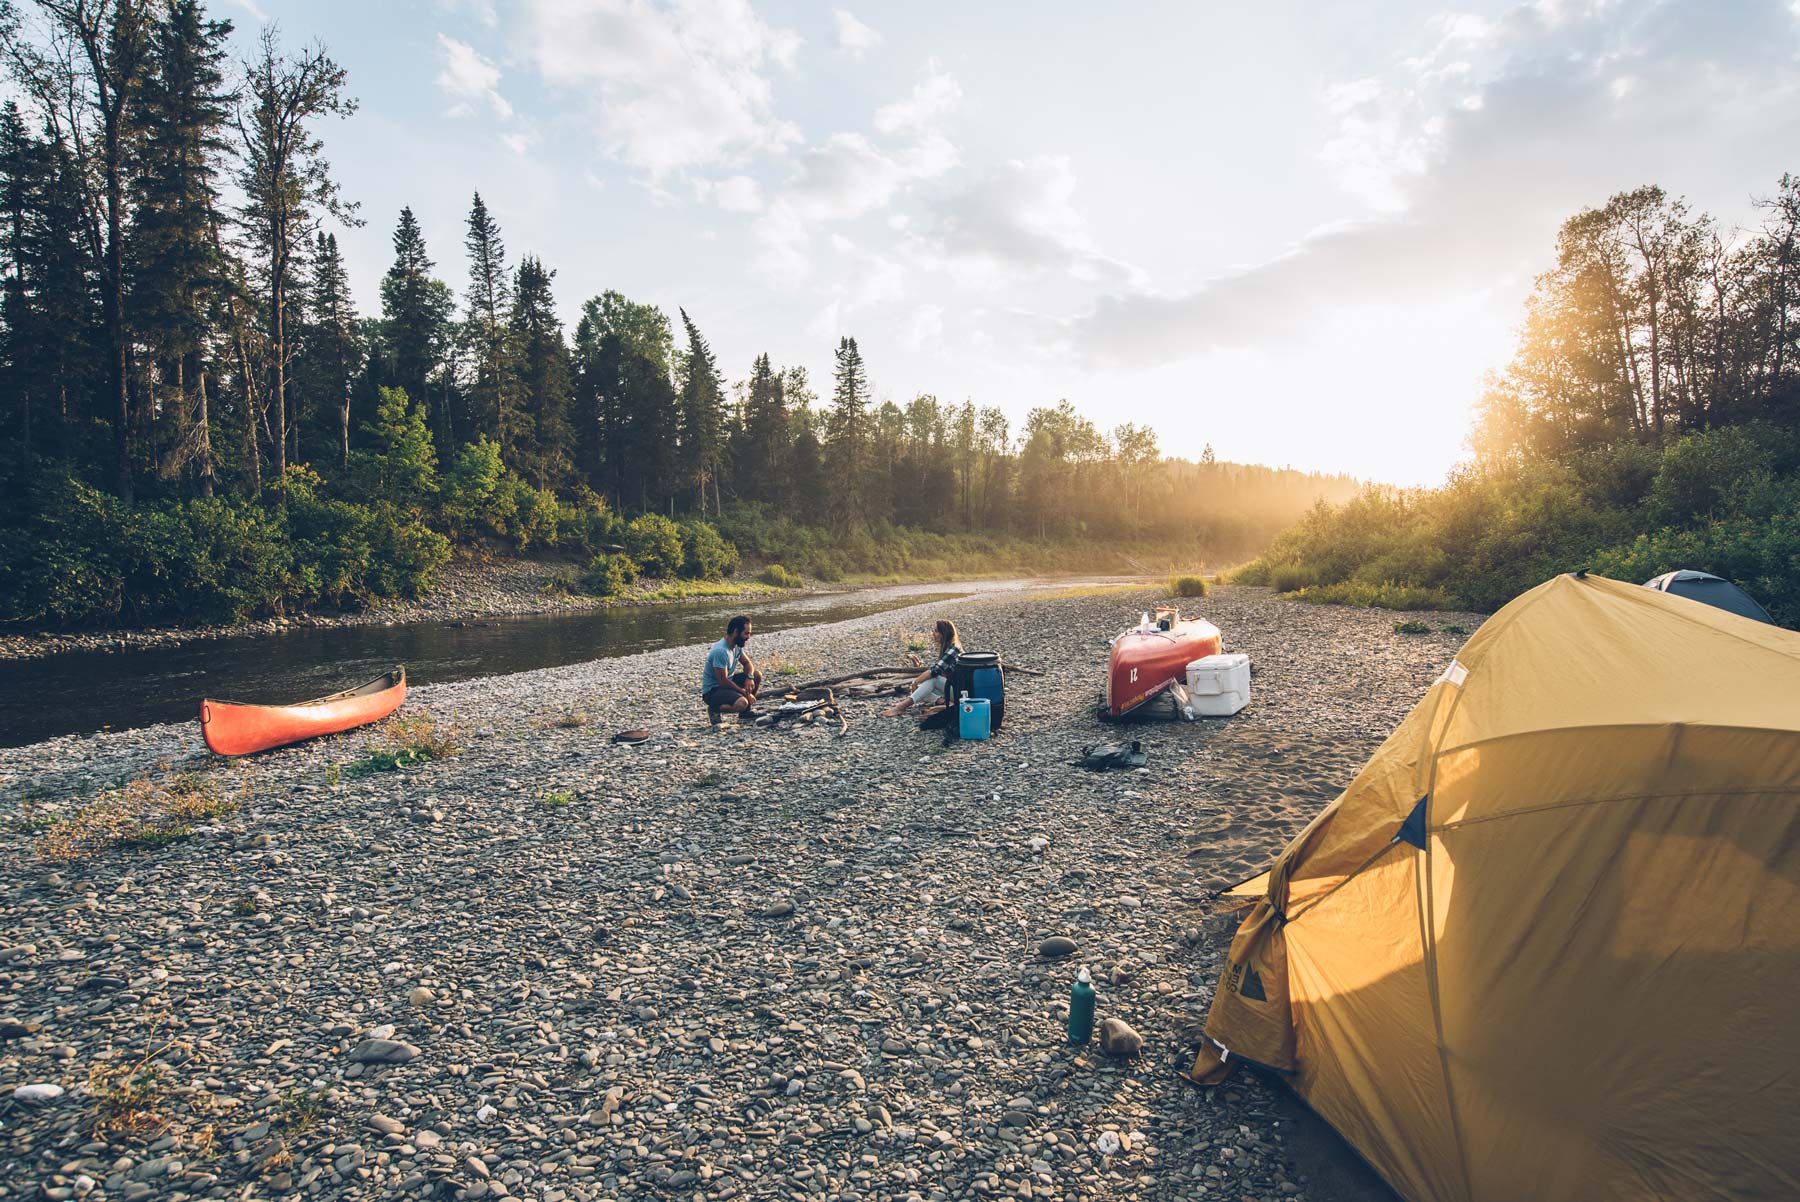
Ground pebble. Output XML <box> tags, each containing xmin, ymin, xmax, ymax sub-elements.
<box><xmin>12</xmin><ymin>1082</ymin><xmax>65</xmax><ymax>1103</ymax></box>
<box><xmin>0</xmin><ymin>584</ymin><xmax>1461</xmax><ymax>1202</ymax></box>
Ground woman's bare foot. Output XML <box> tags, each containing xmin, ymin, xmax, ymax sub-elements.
<box><xmin>881</xmin><ymin>700</ymin><xmax>910</xmax><ymax>718</ymax></box>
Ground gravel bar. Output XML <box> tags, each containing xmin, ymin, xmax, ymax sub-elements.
<box><xmin>0</xmin><ymin>584</ymin><xmax>1477</xmax><ymax>1201</ymax></box>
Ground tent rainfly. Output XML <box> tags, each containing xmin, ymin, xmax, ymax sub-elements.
<box><xmin>1189</xmin><ymin>572</ymin><xmax>1800</xmax><ymax>1202</ymax></box>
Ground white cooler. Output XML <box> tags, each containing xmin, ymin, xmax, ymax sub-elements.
<box><xmin>1184</xmin><ymin>653</ymin><xmax>1251</xmax><ymax>716</ymax></box>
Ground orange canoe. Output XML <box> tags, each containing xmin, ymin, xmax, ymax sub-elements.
<box><xmin>201</xmin><ymin>668</ymin><xmax>406</xmax><ymax>756</ymax></box>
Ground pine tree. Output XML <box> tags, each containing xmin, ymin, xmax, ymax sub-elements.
<box><xmin>461</xmin><ymin>191</ymin><xmax>514</xmax><ymax>443</ymax></box>
<box><xmin>378</xmin><ymin>207</ymin><xmax>454</xmax><ymax>449</ymax></box>
<box><xmin>128</xmin><ymin>0</ymin><xmax>233</xmax><ymax>492</ymax></box>
<box><xmin>0</xmin><ymin>103</ymin><xmax>34</xmax><ymax>451</ymax></box>
<box><xmin>297</xmin><ymin>231</ymin><xmax>361</xmax><ymax>472</ymax></box>
<box><xmin>507</xmin><ymin>255</ymin><xmax>572</xmax><ymax>489</ymax></box>
<box><xmin>737</xmin><ymin>352</ymin><xmax>788</xmax><ymax>503</ymax></box>
<box><xmin>236</xmin><ymin>27</ymin><xmax>357</xmax><ymax>487</ymax></box>
<box><xmin>576</xmin><ymin>291</ymin><xmax>676</xmax><ymax>511</ymax></box>
<box><xmin>827</xmin><ymin>335</ymin><xmax>871</xmax><ymax>530</ymax></box>
<box><xmin>676</xmin><ymin>308</ymin><xmax>726</xmax><ymax>514</ymax></box>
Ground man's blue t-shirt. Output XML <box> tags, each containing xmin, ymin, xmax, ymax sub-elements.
<box><xmin>701</xmin><ymin>637</ymin><xmax>740</xmax><ymax>695</ymax></box>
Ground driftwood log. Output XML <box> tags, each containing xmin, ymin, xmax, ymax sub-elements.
<box><xmin>787</xmin><ymin>664</ymin><xmax>1044</xmax><ymax>693</ymax></box>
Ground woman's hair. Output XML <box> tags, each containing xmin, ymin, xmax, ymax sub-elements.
<box><xmin>934</xmin><ymin>619</ymin><xmax>958</xmax><ymax>649</ymax></box>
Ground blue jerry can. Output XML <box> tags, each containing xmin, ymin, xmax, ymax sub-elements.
<box><xmin>958</xmin><ymin>695</ymin><xmax>992</xmax><ymax>741</ymax></box>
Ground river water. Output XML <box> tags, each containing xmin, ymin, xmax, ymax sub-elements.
<box><xmin>0</xmin><ymin>579</ymin><xmax>1109</xmax><ymax>748</ymax></box>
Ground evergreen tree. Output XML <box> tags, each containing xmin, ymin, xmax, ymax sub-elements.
<box><xmin>236</xmin><ymin>27</ymin><xmax>357</xmax><ymax>485</ymax></box>
<box><xmin>461</xmin><ymin>191</ymin><xmax>514</xmax><ymax>443</ymax></box>
<box><xmin>296</xmin><ymin>231</ymin><xmax>361</xmax><ymax>472</ymax></box>
<box><xmin>676</xmin><ymin>307</ymin><xmax>726</xmax><ymax>514</ymax></box>
<box><xmin>0</xmin><ymin>103</ymin><xmax>35</xmax><ymax>451</ymax></box>
<box><xmin>377</xmin><ymin>207</ymin><xmax>454</xmax><ymax>449</ymax></box>
<box><xmin>737</xmin><ymin>351</ymin><xmax>788</xmax><ymax>503</ymax></box>
<box><xmin>507</xmin><ymin>254</ymin><xmax>572</xmax><ymax>489</ymax></box>
<box><xmin>128</xmin><ymin>0</ymin><xmax>233</xmax><ymax>492</ymax></box>
<box><xmin>827</xmin><ymin>335</ymin><xmax>871</xmax><ymax>530</ymax></box>
<box><xmin>575</xmin><ymin>291</ymin><xmax>675</xmax><ymax>511</ymax></box>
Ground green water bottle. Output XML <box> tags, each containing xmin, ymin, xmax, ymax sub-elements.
<box><xmin>1068</xmin><ymin>967</ymin><xmax>1096</xmax><ymax>1045</ymax></box>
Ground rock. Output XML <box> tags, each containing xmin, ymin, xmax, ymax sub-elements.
<box><xmin>1097</xmin><ymin>1017</ymin><xmax>1144</xmax><ymax>1058</ymax></box>
<box><xmin>12</xmin><ymin>1083</ymin><xmax>65</xmax><ymax>1103</ymax></box>
<box><xmin>1037</xmin><ymin>935</ymin><xmax>1078</xmax><ymax>958</ymax></box>
<box><xmin>368</xmin><ymin>1114</ymin><xmax>406</xmax><ymax>1135</ymax></box>
<box><xmin>760</xmin><ymin>898</ymin><xmax>795</xmax><ymax>918</ymax></box>
<box><xmin>407</xmin><ymin>986</ymin><xmax>436</xmax><ymax>1006</ymax></box>
<box><xmin>348</xmin><ymin>1039</ymin><xmax>420</xmax><ymax>1064</ymax></box>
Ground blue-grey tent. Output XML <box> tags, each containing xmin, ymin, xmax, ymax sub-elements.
<box><xmin>1643</xmin><ymin>569</ymin><xmax>1775</xmax><ymax>624</ymax></box>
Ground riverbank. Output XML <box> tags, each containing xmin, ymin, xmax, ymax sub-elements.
<box><xmin>0</xmin><ymin>585</ymin><xmax>1475</xmax><ymax>1201</ymax></box>
<box><xmin>0</xmin><ymin>554</ymin><xmax>808</xmax><ymax>664</ymax></box>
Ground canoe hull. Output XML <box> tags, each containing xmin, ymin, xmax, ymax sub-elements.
<box><xmin>1106</xmin><ymin>618</ymin><xmax>1221</xmax><ymax>717</ymax></box>
<box><xmin>202</xmin><ymin>668</ymin><xmax>406</xmax><ymax>756</ymax></box>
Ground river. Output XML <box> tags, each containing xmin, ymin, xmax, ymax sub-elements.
<box><xmin>0</xmin><ymin>579</ymin><xmax>1117</xmax><ymax>749</ymax></box>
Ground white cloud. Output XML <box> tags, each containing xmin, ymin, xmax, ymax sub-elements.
<box><xmin>437</xmin><ymin>0</ymin><xmax>498</xmax><ymax>25</ymax></box>
<box><xmin>501</xmin><ymin>130</ymin><xmax>533</xmax><ymax>156</ymax></box>
<box><xmin>874</xmin><ymin>59</ymin><xmax>963</xmax><ymax>135</ymax></box>
<box><xmin>518</xmin><ymin>0</ymin><xmax>802</xmax><ymax>179</ymax></box>
<box><xmin>700</xmin><ymin>174</ymin><xmax>764</xmax><ymax>212</ymax></box>
<box><xmin>901</xmin><ymin>303</ymin><xmax>944</xmax><ymax>350</ymax></box>
<box><xmin>436</xmin><ymin>34</ymin><xmax>513</xmax><ymax>120</ymax></box>
<box><xmin>1071</xmin><ymin>0</ymin><xmax>1800</xmax><ymax>368</ymax></box>
<box><xmin>224</xmin><ymin>0</ymin><xmax>271</xmax><ymax>22</ymax></box>
<box><xmin>756</xmin><ymin>131</ymin><xmax>959</xmax><ymax>279</ymax></box>
<box><xmin>917</xmin><ymin>155</ymin><xmax>1140</xmax><ymax>289</ymax></box>
<box><xmin>833</xmin><ymin>10</ymin><xmax>881</xmax><ymax>58</ymax></box>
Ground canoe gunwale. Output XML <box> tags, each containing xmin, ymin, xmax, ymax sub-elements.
<box><xmin>203</xmin><ymin>667</ymin><xmax>404</xmax><ymax>712</ymax></box>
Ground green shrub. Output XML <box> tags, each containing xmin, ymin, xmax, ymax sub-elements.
<box><xmin>440</xmin><ymin>436</ymin><xmax>511</xmax><ymax>539</ymax></box>
<box><xmin>678</xmin><ymin>520</ymin><xmax>739</xmax><ymax>579</ymax></box>
<box><xmin>757</xmin><ymin>563</ymin><xmax>803</xmax><ymax>588</ymax></box>
<box><xmin>1169</xmin><ymin>573</ymin><xmax>1209</xmax><ymax>598</ymax></box>
<box><xmin>1267</xmin><ymin>563</ymin><xmax>1315</xmax><ymax>593</ymax></box>
<box><xmin>583</xmin><ymin>553</ymin><xmax>639</xmax><ymax>597</ymax></box>
<box><xmin>1393</xmin><ymin>620</ymin><xmax>1432</xmax><ymax>634</ymax></box>
<box><xmin>507</xmin><ymin>477</ymin><xmax>561</xmax><ymax>550</ymax></box>
<box><xmin>624</xmin><ymin>513</ymin><xmax>684</xmax><ymax>577</ymax></box>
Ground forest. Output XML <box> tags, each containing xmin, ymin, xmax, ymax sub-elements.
<box><xmin>1240</xmin><ymin>176</ymin><xmax>1800</xmax><ymax>626</ymax></box>
<box><xmin>0</xmin><ymin>0</ymin><xmax>1358</xmax><ymax>629</ymax></box>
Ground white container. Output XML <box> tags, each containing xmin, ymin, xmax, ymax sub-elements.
<box><xmin>1185</xmin><ymin>653</ymin><xmax>1251</xmax><ymax>716</ymax></box>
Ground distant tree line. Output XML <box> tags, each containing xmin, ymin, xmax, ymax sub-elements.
<box><xmin>0</xmin><ymin>0</ymin><xmax>1357</xmax><ymax>627</ymax></box>
<box><xmin>1242</xmin><ymin>174</ymin><xmax>1800</xmax><ymax>626</ymax></box>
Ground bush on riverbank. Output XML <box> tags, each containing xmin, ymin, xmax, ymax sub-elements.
<box><xmin>1235</xmin><ymin>426</ymin><xmax>1800</xmax><ymax>626</ymax></box>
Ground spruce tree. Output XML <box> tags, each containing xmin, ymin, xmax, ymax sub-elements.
<box><xmin>461</xmin><ymin>191</ymin><xmax>514</xmax><ymax>444</ymax></box>
<box><xmin>297</xmin><ymin>231</ymin><xmax>361</xmax><ymax>472</ymax></box>
<box><xmin>128</xmin><ymin>0</ymin><xmax>233</xmax><ymax>491</ymax></box>
<box><xmin>676</xmin><ymin>308</ymin><xmax>726</xmax><ymax>514</ymax></box>
<box><xmin>827</xmin><ymin>335</ymin><xmax>871</xmax><ymax>530</ymax></box>
<box><xmin>508</xmin><ymin>255</ymin><xmax>573</xmax><ymax>489</ymax></box>
<box><xmin>378</xmin><ymin>207</ymin><xmax>453</xmax><ymax>447</ymax></box>
<box><xmin>738</xmin><ymin>352</ymin><xmax>788</xmax><ymax>503</ymax></box>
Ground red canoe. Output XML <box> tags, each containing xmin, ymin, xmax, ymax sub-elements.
<box><xmin>201</xmin><ymin>668</ymin><xmax>407</xmax><ymax>756</ymax></box>
<box><xmin>1105</xmin><ymin>608</ymin><xmax>1221</xmax><ymax>717</ymax></box>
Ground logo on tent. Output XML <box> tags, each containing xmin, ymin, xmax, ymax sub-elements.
<box><xmin>1226</xmin><ymin>961</ymin><xmax>1268</xmax><ymax>1002</ymax></box>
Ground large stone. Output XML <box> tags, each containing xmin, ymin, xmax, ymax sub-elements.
<box><xmin>348</xmin><ymin>1039</ymin><xmax>420</xmax><ymax>1064</ymax></box>
<box><xmin>1037</xmin><ymin>936</ymin><xmax>1078</xmax><ymax>958</ymax></box>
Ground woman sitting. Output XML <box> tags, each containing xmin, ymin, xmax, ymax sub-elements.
<box><xmin>882</xmin><ymin>620</ymin><xmax>962</xmax><ymax>718</ymax></box>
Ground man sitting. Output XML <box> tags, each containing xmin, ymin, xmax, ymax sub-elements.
<box><xmin>702</xmin><ymin>615</ymin><xmax>762</xmax><ymax>716</ymax></box>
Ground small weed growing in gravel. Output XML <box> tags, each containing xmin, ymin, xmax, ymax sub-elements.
<box><xmin>345</xmin><ymin>712</ymin><xmax>460</xmax><ymax>777</ymax></box>
<box><xmin>695</xmin><ymin>772</ymin><xmax>723</xmax><ymax>788</ymax></box>
<box><xmin>38</xmin><ymin>773</ymin><xmax>242</xmax><ymax>862</ymax></box>
<box><xmin>231</xmin><ymin>895</ymin><xmax>260</xmax><ymax>917</ymax></box>
<box><xmin>544</xmin><ymin>707</ymin><xmax>592</xmax><ymax>729</ymax></box>
<box><xmin>11</xmin><ymin>803</ymin><xmax>54</xmax><ymax>834</ymax></box>
<box><xmin>541</xmin><ymin>790</ymin><xmax>575</xmax><ymax>807</ymax></box>
<box><xmin>1442</xmin><ymin>624</ymin><xmax>1471</xmax><ymax>635</ymax></box>
<box><xmin>1393</xmin><ymin>620</ymin><xmax>1433</xmax><ymax>635</ymax></box>
<box><xmin>777</xmin><ymin>663</ymin><xmax>801</xmax><ymax>677</ymax></box>
<box><xmin>88</xmin><ymin>1043</ymin><xmax>186</xmax><ymax>1140</ymax></box>
<box><xmin>323</xmin><ymin>763</ymin><xmax>341</xmax><ymax>786</ymax></box>
<box><xmin>276</xmin><ymin>1087</ymin><xmax>325</xmax><ymax>1134</ymax></box>
<box><xmin>905</xmin><ymin>632</ymin><xmax>930</xmax><ymax>654</ymax></box>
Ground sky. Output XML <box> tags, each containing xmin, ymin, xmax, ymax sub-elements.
<box><xmin>214</xmin><ymin>0</ymin><xmax>1800</xmax><ymax>486</ymax></box>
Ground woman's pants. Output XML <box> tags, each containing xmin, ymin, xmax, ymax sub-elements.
<box><xmin>911</xmin><ymin>675</ymin><xmax>948</xmax><ymax>707</ymax></box>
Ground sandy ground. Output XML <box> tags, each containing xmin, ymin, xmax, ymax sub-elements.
<box><xmin>0</xmin><ymin>584</ymin><xmax>1482</xmax><ymax>1201</ymax></box>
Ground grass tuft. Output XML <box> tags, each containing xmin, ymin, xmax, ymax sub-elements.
<box><xmin>1393</xmin><ymin>620</ymin><xmax>1433</xmax><ymax>635</ymax></box>
<box><xmin>1169</xmin><ymin>573</ymin><xmax>1210</xmax><ymax>598</ymax></box>
<box><xmin>1286</xmin><ymin>580</ymin><xmax>1456</xmax><ymax>610</ymax></box>
<box><xmin>756</xmin><ymin>563</ymin><xmax>804</xmax><ymax>589</ymax></box>
<box><xmin>343</xmin><ymin>711</ymin><xmax>460</xmax><ymax>778</ymax></box>
<box><xmin>36</xmin><ymin>772</ymin><xmax>242</xmax><ymax>862</ymax></box>
<box><xmin>541</xmin><ymin>790</ymin><xmax>575</xmax><ymax>808</ymax></box>
<box><xmin>88</xmin><ymin>1042</ymin><xmax>188</xmax><ymax>1141</ymax></box>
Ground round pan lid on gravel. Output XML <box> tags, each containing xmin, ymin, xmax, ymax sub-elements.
<box><xmin>611</xmin><ymin>729</ymin><xmax>651</xmax><ymax>744</ymax></box>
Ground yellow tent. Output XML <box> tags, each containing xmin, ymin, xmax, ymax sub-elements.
<box><xmin>1191</xmin><ymin>573</ymin><xmax>1800</xmax><ymax>1202</ymax></box>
